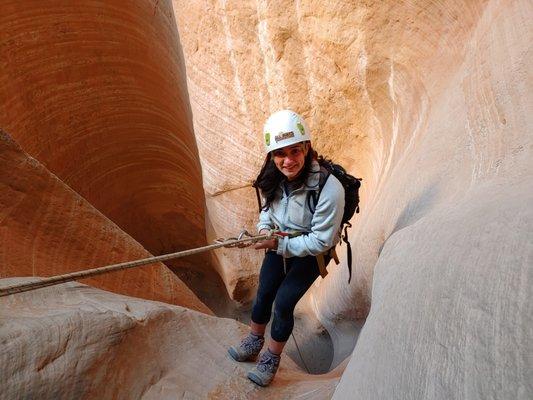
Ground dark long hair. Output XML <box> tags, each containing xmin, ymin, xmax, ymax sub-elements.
<box><xmin>252</xmin><ymin>143</ymin><xmax>320</xmax><ymax>210</ymax></box>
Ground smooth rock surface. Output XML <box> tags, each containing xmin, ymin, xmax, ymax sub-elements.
<box><xmin>0</xmin><ymin>0</ymin><xmax>531</xmax><ymax>398</ymax></box>
<box><xmin>0</xmin><ymin>278</ymin><xmax>342</xmax><ymax>399</ymax></box>
<box><xmin>0</xmin><ymin>130</ymin><xmax>210</xmax><ymax>314</ymax></box>
<box><xmin>173</xmin><ymin>0</ymin><xmax>532</xmax><ymax>397</ymax></box>
<box><xmin>333</xmin><ymin>175</ymin><xmax>533</xmax><ymax>399</ymax></box>
<box><xmin>332</xmin><ymin>2</ymin><xmax>533</xmax><ymax>397</ymax></box>
<box><xmin>0</xmin><ymin>0</ymin><xmax>215</xmax><ymax>299</ymax></box>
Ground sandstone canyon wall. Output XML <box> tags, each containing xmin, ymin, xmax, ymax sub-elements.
<box><xmin>173</xmin><ymin>0</ymin><xmax>532</xmax><ymax>397</ymax></box>
<box><xmin>0</xmin><ymin>130</ymin><xmax>209</xmax><ymax>313</ymax></box>
<box><xmin>0</xmin><ymin>0</ymin><xmax>531</xmax><ymax>399</ymax></box>
<box><xmin>332</xmin><ymin>1</ymin><xmax>532</xmax><ymax>398</ymax></box>
<box><xmin>0</xmin><ymin>0</ymin><xmax>221</xmax><ymax>304</ymax></box>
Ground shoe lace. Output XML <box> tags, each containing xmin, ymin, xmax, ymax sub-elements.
<box><xmin>241</xmin><ymin>335</ymin><xmax>262</xmax><ymax>353</ymax></box>
<box><xmin>257</xmin><ymin>352</ymin><xmax>279</xmax><ymax>373</ymax></box>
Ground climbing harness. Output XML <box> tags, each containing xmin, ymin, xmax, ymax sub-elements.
<box><xmin>0</xmin><ymin>230</ymin><xmax>277</xmax><ymax>298</ymax></box>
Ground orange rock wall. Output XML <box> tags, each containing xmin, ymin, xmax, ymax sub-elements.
<box><xmin>0</xmin><ymin>130</ymin><xmax>210</xmax><ymax>314</ymax></box>
<box><xmin>0</xmin><ymin>0</ymin><xmax>209</xmax><ymax>282</ymax></box>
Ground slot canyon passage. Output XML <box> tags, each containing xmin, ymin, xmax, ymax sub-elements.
<box><xmin>0</xmin><ymin>0</ymin><xmax>531</xmax><ymax>398</ymax></box>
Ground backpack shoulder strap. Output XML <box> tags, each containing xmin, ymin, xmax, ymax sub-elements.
<box><xmin>317</xmin><ymin>165</ymin><xmax>330</xmax><ymax>194</ymax></box>
<box><xmin>307</xmin><ymin>166</ymin><xmax>330</xmax><ymax>213</ymax></box>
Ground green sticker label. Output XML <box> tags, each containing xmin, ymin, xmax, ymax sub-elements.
<box><xmin>265</xmin><ymin>132</ymin><xmax>270</xmax><ymax>146</ymax></box>
<box><xmin>297</xmin><ymin>122</ymin><xmax>305</xmax><ymax>135</ymax></box>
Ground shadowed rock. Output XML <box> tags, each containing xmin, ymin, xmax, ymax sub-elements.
<box><xmin>0</xmin><ymin>129</ymin><xmax>210</xmax><ymax>313</ymax></box>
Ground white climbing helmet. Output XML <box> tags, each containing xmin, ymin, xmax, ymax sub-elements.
<box><xmin>262</xmin><ymin>110</ymin><xmax>311</xmax><ymax>153</ymax></box>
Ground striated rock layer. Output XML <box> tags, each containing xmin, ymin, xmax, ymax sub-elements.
<box><xmin>0</xmin><ymin>130</ymin><xmax>210</xmax><ymax>314</ymax></box>
<box><xmin>173</xmin><ymin>0</ymin><xmax>532</xmax><ymax>397</ymax></box>
<box><xmin>0</xmin><ymin>279</ymin><xmax>342</xmax><ymax>399</ymax></box>
<box><xmin>0</xmin><ymin>0</ymin><xmax>531</xmax><ymax>398</ymax></box>
<box><xmin>0</xmin><ymin>0</ymin><xmax>219</xmax><ymax>301</ymax></box>
<box><xmin>331</xmin><ymin>1</ymin><xmax>533</xmax><ymax>398</ymax></box>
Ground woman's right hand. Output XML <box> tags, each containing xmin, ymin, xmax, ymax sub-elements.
<box><xmin>253</xmin><ymin>229</ymin><xmax>278</xmax><ymax>250</ymax></box>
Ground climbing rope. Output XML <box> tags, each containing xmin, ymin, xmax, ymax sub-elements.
<box><xmin>0</xmin><ymin>230</ymin><xmax>275</xmax><ymax>298</ymax></box>
<box><xmin>291</xmin><ymin>332</ymin><xmax>311</xmax><ymax>374</ymax></box>
<box><xmin>213</xmin><ymin>229</ymin><xmax>260</xmax><ymax>248</ymax></box>
<box><xmin>0</xmin><ymin>228</ymin><xmax>313</xmax><ymax>375</ymax></box>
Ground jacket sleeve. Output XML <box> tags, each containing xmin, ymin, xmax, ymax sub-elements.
<box><xmin>276</xmin><ymin>176</ymin><xmax>345</xmax><ymax>257</ymax></box>
<box><xmin>257</xmin><ymin>208</ymin><xmax>274</xmax><ymax>233</ymax></box>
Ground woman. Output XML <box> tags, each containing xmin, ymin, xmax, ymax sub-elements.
<box><xmin>228</xmin><ymin>110</ymin><xmax>345</xmax><ymax>386</ymax></box>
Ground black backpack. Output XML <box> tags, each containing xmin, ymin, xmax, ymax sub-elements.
<box><xmin>308</xmin><ymin>159</ymin><xmax>362</xmax><ymax>283</ymax></box>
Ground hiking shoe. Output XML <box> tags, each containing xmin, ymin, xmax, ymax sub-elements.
<box><xmin>228</xmin><ymin>333</ymin><xmax>265</xmax><ymax>362</ymax></box>
<box><xmin>247</xmin><ymin>349</ymin><xmax>281</xmax><ymax>387</ymax></box>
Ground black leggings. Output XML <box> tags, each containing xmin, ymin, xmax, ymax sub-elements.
<box><xmin>251</xmin><ymin>251</ymin><xmax>322</xmax><ymax>342</ymax></box>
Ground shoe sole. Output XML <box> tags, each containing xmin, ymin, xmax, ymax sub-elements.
<box><xmin>228</xmin><ymin>347</ymin><xmax>260</xmax><ymax>362</ymax></box>
<box><xmin>247</xmin><ymin>371</ymin><xmax>269</xmax><ymax>387</ymax></box>
<box><xmin>228</xmin><ymin>347</ymin><xmax>243</xmax><ymax>362</ymax></box>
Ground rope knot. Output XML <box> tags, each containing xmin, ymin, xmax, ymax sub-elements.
<box><xmin>214</xmin><ymin>229</ymin><xmax>269</xmax><ymax>248</ymax></box>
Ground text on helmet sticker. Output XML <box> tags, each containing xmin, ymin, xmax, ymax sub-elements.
<box><xmin>274</xmin><ymin>131</ymin><xmax>295</xmax><ymax>143</ymax></box>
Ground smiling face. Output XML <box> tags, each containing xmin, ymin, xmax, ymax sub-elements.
<box><xmin>272</xmin><ymin>142</ymin><xmax>309</xmax><ymax>180</ymax></box>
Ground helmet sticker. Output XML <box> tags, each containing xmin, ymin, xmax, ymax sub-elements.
<box><xmin>274</xmin><ymin>131</ymin><xmax>295</xmax><ymax>143</ymax></box>
<box><xmin>297</xmin><ymin>122</ymin><xmax>305</xmax><ymax>135</ymax></box>
<box><xmin>265</xmin><ymin>132</ymin><xmax>270</xmax><ymax>146</ymax></box>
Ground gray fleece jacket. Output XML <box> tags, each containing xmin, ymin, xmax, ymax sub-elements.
<box><xmin>257</xmin><ymin>160</ymin><xmax>345</xmax><ymax>258</ymax></box>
